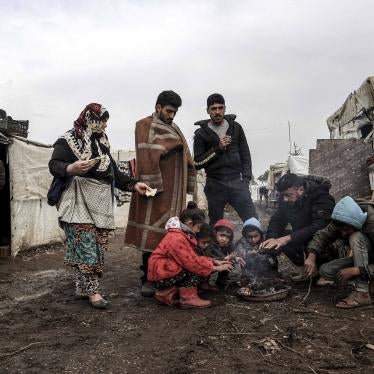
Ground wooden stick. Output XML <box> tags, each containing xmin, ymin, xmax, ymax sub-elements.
<box><xmin>275</xmin><ymin>339</ymin><xmax>305</xmax><ymax>358</ymax></box>
<box><xmin>0</xmin><ymin>342</ymin><xmax>42</xmax><ymax>359</ymax></box>
<box><xmin>333</xmin><ymin>322</ymin><xmax>353</xmax><ymax>334</ymax></box>
<box><xmin>306</xmin><ymin>364</ymin><xmax>318</xmax><ymax>374</ymax></box>
<box><xmin>359</xmin><ymin>325</ymin><xmax>369</xmax><ymax>342</ymax></box>
<box><xmin>293</xmin><ymin>309</ymin><xmax>356</xmax><ymax>321</ymax></box>
<box><xmin>296</xmin><ymin>278</ymin><xmax>312</xmax><ymax>307</ymax></box>
<box><xmin>275</xmin><ymin>339</ymin><xmax>319</xmax><ymax>374</ymax></box>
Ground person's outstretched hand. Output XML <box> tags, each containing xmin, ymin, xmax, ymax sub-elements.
<box><xmin>259</xmin><ymin>235</ymin><xmax>291</xmax><ymax>251</ymax></box>
<box><xmin>134</xmin><ymin>182</ymin><xmax>152</xmax><ymax>196</ymax></box>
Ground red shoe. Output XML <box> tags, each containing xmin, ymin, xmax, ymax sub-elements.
<box><xmin>154</xmin><ymin>286</ymin><xmax>178</xmax><ymax>306</ymax></box>
<box><xmin>179</xmin><ymin>287</ymin><xmax>212</xmax><ymax>309</ymax></box>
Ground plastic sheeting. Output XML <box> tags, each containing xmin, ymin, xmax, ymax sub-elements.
<box><xmin>287</xmin><ymin>155</ymin><xmax>309</xmax><ymax>175</ymax></box>
<box><xmin>265</xmin><ymin>156</ymin><xmax>309</xmax><ymax>192</ymax></box>
<box><xmin>8</xmin><ymin>138</ymin><xmax>65</xmax><ymax>256</ymax></box>
<box><xmin>327</xmin><ymin>77</ymin><xmax>374</xmax><ymax>139</ymax></box>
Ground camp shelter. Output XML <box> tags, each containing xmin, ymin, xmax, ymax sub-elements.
<box><xmin>267</xmin><ymin>162</ymin><xmax>288</xmax><ymax>190</ymax></box>
<box><xmin>287</xmin><ymin>155</ymin><xmax>309</xmax><ymax>175</ymax></box>
<box><xmin>1</xmin><ymin>134</ymin><xmax>135</xmax><ymax>257</ymax></box>
<box><xmin>327</xmin><ymin>76</ymin><xmax>374</xmax><ymax>141</ymax></box>
<box><xmin>6</xmin><ymin>136</ymin><xmax>64</xmax><ymax>256</ymax></box>
<box><xmin>266</xmin><ymin>155</ymin><xmax>309</xmax><ymax>190</ymax></box>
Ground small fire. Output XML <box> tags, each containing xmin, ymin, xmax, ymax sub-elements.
<box><xmin>240</xmin><ymin>276</ymin><xmax>286</xmax><ymax>296</ymax></box>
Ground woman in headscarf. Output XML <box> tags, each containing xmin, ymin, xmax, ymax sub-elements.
<box><xmin>49</xmin><ymin>103</ymin><xmax>149</xmax><ymax>309</ymax></box>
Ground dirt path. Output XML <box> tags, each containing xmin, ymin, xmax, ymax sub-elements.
<box><xmin>0</xmin><ymin>217</ymin><xmax>374</xmax><ymax>373</ymax></box>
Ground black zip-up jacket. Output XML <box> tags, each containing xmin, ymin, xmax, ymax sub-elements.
<box><xmin>266</xmin><ymin>177</ymin><xmax>335</xmax><ymax>247</ymax></box>
<box><xmin>193</xmin><ymin>114</ymin><xmax>252</xmax><ymax>181</ymax></box>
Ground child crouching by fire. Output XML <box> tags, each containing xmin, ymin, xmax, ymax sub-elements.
<box><xmin>147</xmin><ymin>202</ymin><xmax>233</xmax><ymax>309</ymax></box>
<box><xmin>232</xmin><ymin>218</ymin><xmax>278</xmax><ymax>288</ymax></box>
<box><xmin>200</xmin><ymin>219</ymin><xmax>240</xmax><ymax>288</ymax></box>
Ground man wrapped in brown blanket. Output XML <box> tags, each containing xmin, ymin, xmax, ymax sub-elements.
<box><xmin>125</xmin><ymin>91</ymin><xmax>196</xmax><ymax>296</ymax></box>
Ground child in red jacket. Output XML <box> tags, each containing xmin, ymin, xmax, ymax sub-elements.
<box><xmin>148</xmin><ymin>202</ymin><xmax>233</xmax><ymax>309</ymax></box>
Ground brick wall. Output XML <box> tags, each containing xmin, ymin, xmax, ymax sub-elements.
<box><xmin>309</xmin><ymin>139</ymin><xmax>373</xmax><ymax>200</ymax></box>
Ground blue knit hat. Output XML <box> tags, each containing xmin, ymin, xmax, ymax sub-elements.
<box><xmin>331</xmin><ymin>196</ymin><xmax>367</xmax><ymax>230</ymax></box>
<box><xmin>242</xmin><ymin>217</ymin><xmax>263</xmax><ymax>236</ymax></box>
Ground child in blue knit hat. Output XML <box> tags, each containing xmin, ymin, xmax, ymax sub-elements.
<box><xmin>305</xmin><ymin>196</ymin><xmax>373</xmax><ymax>309</ymax></box>
<box><xmin>231</xmin><ymin>218</ymin><xmax>278</xmax><ymax>283</ymax></box>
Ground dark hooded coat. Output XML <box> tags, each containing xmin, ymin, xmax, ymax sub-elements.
<box><xmin>266</xmin><ymin>176</ymin><xmax>335</xmax><ymax>247</ymax></box>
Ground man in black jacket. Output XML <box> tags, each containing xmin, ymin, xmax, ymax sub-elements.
<box><xmin>193</xmin><ymin>93</ymin><xmax>257</xmax><ymax>224</ymax></box>
<box><xmin>260</xmin><ymin>173</ymin><xmax>335</xmax><ymax>269</ymax></box>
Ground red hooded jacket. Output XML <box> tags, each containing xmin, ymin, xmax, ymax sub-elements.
<box><xmin>148</xmin><ymin>228</ymin><xmax>213</xmax><ymax>282</ymax></box>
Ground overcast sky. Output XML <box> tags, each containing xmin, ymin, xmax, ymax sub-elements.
<box><xmin>1</xmin><ymin>0</ymin><xmax>374</xmax><ymax>177</ymax></box>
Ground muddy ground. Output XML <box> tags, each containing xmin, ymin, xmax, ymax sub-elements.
<box><xmin>0</xmin><ymin>205</ymin><xmax>373</xmax><ymax>374</ymax></box>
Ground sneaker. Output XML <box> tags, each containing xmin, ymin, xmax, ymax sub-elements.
<box><xmin>141</xmin><ymin>281</ymin><xmax>155</xmax><ymax>297</ymax></box>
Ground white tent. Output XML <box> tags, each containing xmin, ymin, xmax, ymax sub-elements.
<box><xmin>6</xmin><ymin>136</ymin><xmax>135</xmax><ymax>256</ymax></box>
<box><xmin>287</xmin><ymin>155</ymin><xmax>309</xmax><ymax>175</ymax></box>
<box><xmin>265</xmin><ymin>156</ymin><xmax>309</xmax><ymax>192</ymax></box>
<box><xmin>327</xmin><ymin>77</ymin><xmax>374</xmax><ymax>140</ymax></box>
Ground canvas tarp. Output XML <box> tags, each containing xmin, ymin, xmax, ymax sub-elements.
<box><xmin>287</xmin><ymin>155</ymin><xmax>309</xmax><ymax>175</ymax></box>
<box><xmin>327</xmin><ymin>77</ymin><xmax>374</xmax><ymax>139</ymax></box>
<box><xmin>8</xmin><ymin>138</ymin><xmax>65</xmax><ymax>256</ymax></box>
<box><xmin>7</xmin><ymin>138</ymin><xmax>135</xmax><ymax>256</ymax></box>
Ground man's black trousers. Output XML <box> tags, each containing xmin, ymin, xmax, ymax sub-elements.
<box><xmin>204</xmin><ymin>178</ymin><xmax>257</xmax><ymax>225</ymax></box>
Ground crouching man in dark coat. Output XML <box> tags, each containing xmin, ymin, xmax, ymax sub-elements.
<box><xmin>260</xmin><ymin>173</ymin><xmax>335</xmax><ymax>279</ymax></box>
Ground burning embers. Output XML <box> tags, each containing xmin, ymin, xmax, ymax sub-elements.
<box><xmin>226</xmin><ymin>247</ymin><xmax>291</xmax><ymax>301</ymax></box>
<box><xmin>238</xmin><ymin>277</ymin><xmax>291</xmax><ymax>302</ymax></box>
